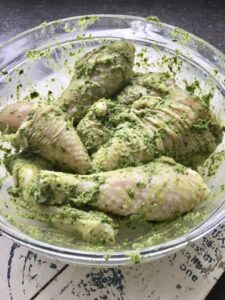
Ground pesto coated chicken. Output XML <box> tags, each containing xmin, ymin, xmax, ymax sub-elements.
<box><xmin>7</xmin><ymin>155</ymin><xmax>117</xmax><ymax>244</ymax></box>
<box><xmin>26</xmin><ymin>157</ymin><xmax>208</xmax><ymax>221</ymax></box>
<box><xmin>7</xmin><ymin>104</ymin><xmax>91</xmax><ymax>174</ymax></box>
<box><xmin>91</xmin><ymin>78</ymin><xmax>222</xmax><ymax>171</ymax></box>
<box><xmin>0</xmin><ymin>102</ymin><xmax>34</xmax><ymax>133</ymax></box>
<box><xmin>58</xmin><ymin>40</ymin><xmax>135</xmax><ymax>123</ymax></box>
<box><xmin>77</xmin><ymin>73</ymin><xmax>174</xmax><ymax>152</ymax></box>
<box><xmin>77</xmin><ymin>98</ymin><xmax>122</xmax><ymax>152</ymax></box>
<box><xmin>0</xmin><ymin>39</ymin><xmax>220</xmax><ymax>245</ymax></box>
<box><xmin>116</xmin><ymin>72</ymin><xmax>175</xmax><ymax>104</ymax></box>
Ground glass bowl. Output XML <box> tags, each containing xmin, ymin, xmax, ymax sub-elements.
<box><xmin>0</xmin><ymin>14</ymin><xmax>225</xmax><ymax>266</ymax></box>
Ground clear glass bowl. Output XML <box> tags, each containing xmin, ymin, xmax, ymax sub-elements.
<box><xmin>0</xmin><ymin>14</ymin><xmax>225</xmax><ymax>266</ymax></box>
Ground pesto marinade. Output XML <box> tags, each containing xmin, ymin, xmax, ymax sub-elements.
<box><xmin>0</xmin><ymin>39</ymin><xmax>222</xmax><ymax>250</ymax></box>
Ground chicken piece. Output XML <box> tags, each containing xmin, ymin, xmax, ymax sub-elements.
<box><xmin>0</xmin><ymin>41</ymin><xmax>135</xmax><ymax>131</ymax></box>
<box><xmin>6</xmin><ymin>154</ymin><xmax>53</xmax><ymax>202</ymax></box>
<box><xmin>116</xmin><ymin>72</ymin><xmax>175</xmax><ymax>105</ymax></box>
<box><xmin>7</xmin><ymin>155</ymin><xmax>117</xmax><ymax>244</ymax></box>
<box><xmin>91</xmin><ymin>122</ymin><xmax>154</xmax><ymax>172</ymax></box>
<box><xmin>0</xmin><ymin>102</ymin><xmax>34</xmax><ymax>133</ymax></box>
<box><xmin>29</xmin><ymin>157</ymin><xmax>209</xmax><ymax>221</ymax></box>
<box><xmin>38</xmin><ymin>206</ymin><xmax>117</xmax><ymax>244</ymax></box>
<box><xmin>92</xmin><ymin>87</ymin><xmax>222</xmax><ymax>171</ymax></box>
<box><xmin>77</xmin><ymin>98</ymin><xmax>124</xmax><ymax>153</ymax></box>
<box><xmin>76</xmin><ymin>73</ymin><xmax>174</xmax><ymax>154</ymax></box>
<box><xmin>7</xmin><ymin>104</ymin><xmax>91</xmax><ymax>174</ymax></box>
<box><xmin>58</xmin><ymin>40</ymin><xmax>135</xmax><ymax>123</ymax></box>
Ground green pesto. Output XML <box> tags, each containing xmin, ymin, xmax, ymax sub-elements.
<box><xmin>26</xmin><ymin>48</ymin><xmax>52</xmax><ymax>60</ymax></box>
<box><xmin>146</xmin><ymin>16</ymin><xmax>162</xmax><ymax>28</ymax></box>
<box><xmin>30</xmin><ymin>91</ymin><xmax>39</xmax><ymax>99</ymax></box>
<box><xmin>0</xmin><ymin>71</ymin><xmax>8</xmax><ymax>76</ymax></box>
<box><xmin>78</xmin><ymin>16</ymin><xmax>99</xmax><ymax>29</ymax></box>
<box><xmin>136</xmin><ymin>181</ymin><xmax>147</xmax><ymax>190</ymax></box>
<box><xmin>158</xmin><ymin>51</ymin><xmax>183</xmax><ymax>76</ymax></box>
<box><xmin>201</xmin><ymin>91</ymin><xmax>214</xmax><ymax>109</ymax></box>
<box><xmin>1</xmin><ymin>164</ymin><xmax>210</xmax><ymax>252</ymax></box>
<box><xmin>127</xmin><ymin>189</ymin><xmax>136</xmax><ymax>199</ymax></box>
<box><xmin>39</xmin><ymin>21</ymin><xmax>48</xmax><ymax>29</ymax></box>
<box><xmin>63</xmin><ymin>22</ymin><xmax>76</xmax><ymax>33</ymax></box>
<box><xmin>185</xmin><ymin>79</ymin><xmax>214</xmax><ymax>110</ymax></box>
<box><xmin>16</xmin><ymin>83</ymin><xmax>22</xmax><ymax>99</ymax></box>
<box><xmin>146</xmin><ymin>16</ymin><xmax>160</xmax><ymax>22</ymax></box>
<box><xmin>200</xmin><ymin>150</ymin><xmax>225</xmax><ymax>177</ymax></box>
<box><xmin>170</xmin><ymin>27</ymin><xmax>191</xmax><ymax>45</ymax></box>
<box><xmin>103</xmin><ymin>253</ymin><xmax>112</xmax><ymax>261</ymax></box>
<box><xmin>128</xmin><ymin>251</ymin><xmax>142</xmax><ymax>264</ymax></box>
<box><xmin>127</xmin><ymin>210</ymin><xmax>209</xmax><ymax>252</ymax></box>
<box><xmin>185</xmin><ymin>79</ymin><xmax>200</xmax><ymax>94</ymax></box>
<box><xmin>173</xmin><ymin>164</ymin><xmax>188</xmax><ymax>175</ymax></box>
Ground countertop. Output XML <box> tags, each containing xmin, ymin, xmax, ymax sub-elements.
<box><xmin>0</xmin><ymin>0</ymin><xmax>224</xmax><ymax>299</ymax></box>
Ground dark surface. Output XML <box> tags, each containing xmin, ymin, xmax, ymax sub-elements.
<box><xmin>0</xmin><ymin>0</ymin><xmax>224</xmax><ymax>53</ymax></box>
<box><xmin>207</xmin><ymin>271</ymin><xmax>225</xmax><ymax>300</ymax></box>
<box><xmin>0</xmin><ymin>0</ymin><xmax>224</xmax><ymax>299</ymax></box>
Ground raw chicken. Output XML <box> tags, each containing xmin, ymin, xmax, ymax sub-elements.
<box><xmin>76</xmin><ymin>73</ymin><xmax>174</xmax><ymax>153</ymax></box>
<box><xmin>0</xmin><ymin>102</ymin><xmax>34</xmax><ymax>133</ymax></box>
<box><xmin>116</xmin><ymin>72</ymin><xmax>175</xmax><ymax>105</ymax></box>
<box><xmin>8</xmin><ymin>104</ymin><xmax>91</xmax><ymax>174</ymax></box>
<box><xmin>92</xmin><ymin>85</ymin><xmax>222</xmax><ymax>171</ymax></box>
<box><xmin>77</xmin><ymin>98</ymin><xmax>123</xmax><ymax>153</ymax></box>
<box><xmin>28</xmin><ymin>157</ymin><xmax>209</xmax><ymax>221</ymax></box>
<box><xmin>58</xmin><ymin>40</ymin><xmax>135</xmax><ymax>123</ymax></box>
<box><xmin>7</xmin><ymin>155</ymin><xmax>117</xmax><ymax>244</ymax></box>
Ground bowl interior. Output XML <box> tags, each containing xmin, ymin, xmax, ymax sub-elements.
<box><xmin>0</xmin><ymin>15</ymin><xmax>225</xmax><ymax>265</ymax></box>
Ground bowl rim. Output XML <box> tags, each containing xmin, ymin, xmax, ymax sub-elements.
<box><xmin>0</xmin><ymin>14</ymin><xmax>225</xmax><ymax>266</ymax></box>
<box><xmin>1</xmin><ymin>13</ymin><xmax>224</xmax><ymax>61</ymax></box>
